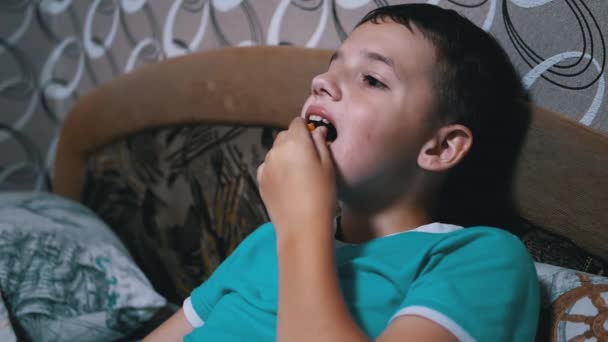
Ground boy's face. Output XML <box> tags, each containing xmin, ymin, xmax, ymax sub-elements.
<box><xmin>301</xmin><ymin>20</ymin><xmax>439</xmax><ymax>192</ymax></box>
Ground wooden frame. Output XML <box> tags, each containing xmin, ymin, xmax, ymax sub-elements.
<box><xmin>53</xmin><ymin>46</ymin><xmax>608</xmax><ymax>259</ymax></box>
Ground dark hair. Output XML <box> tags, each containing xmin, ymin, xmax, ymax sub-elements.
<box><xmin>357</xmin><ymin>4</ymin><xmax>531</xmax><ymax>230</ymax></box>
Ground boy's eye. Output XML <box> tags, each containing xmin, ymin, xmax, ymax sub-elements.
<box><xmin>363</xmin><ymin>75</ymin><xmax>387</xmax><ymax>89</ymax></box>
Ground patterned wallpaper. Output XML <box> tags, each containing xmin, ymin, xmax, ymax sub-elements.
<box><xmin>1</xmin><ymin>0</ymin><xmax>606</xmax><ymax>191</ymax></box>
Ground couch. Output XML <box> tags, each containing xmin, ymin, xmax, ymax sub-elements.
<box><xmin>46</xmin><ymin>46</ymin><xmax>608</xmax><ymax>341</ymax></box>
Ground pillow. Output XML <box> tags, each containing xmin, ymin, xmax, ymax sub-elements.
<box><xmin>535</xmin><ymin>262</ymin><xmax>608</xmax><ymax>342</ymax></box>
<box><xmin>0</xmin><ymin>192</ymin><xmax>166</xmax><ymax>342</ymax></box>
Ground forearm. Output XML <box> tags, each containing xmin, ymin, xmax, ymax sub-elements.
<box><xmin>143</xmin><ymin>309</ymin><xmax>192</xmax><ymax>342</ymax></box>
<box><xmin>275</xmin><ymin>222</ymin><xmax>370</xmax><ymax>342</ymax></box>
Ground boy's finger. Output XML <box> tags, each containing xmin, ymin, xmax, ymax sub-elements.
<box><xmin>289</xmin><ymin>116</ymin><xmax>304</xmax><ymax>127</ymax></box>
<box><xmin>289</xmin><ymin>117</ymin><xmax>308</xmax><ymax>136</ymax></box>
<box><xmin>273</xmin><ymin>131</ymin><xmax>287</xmax><ymax>146</ymax></box>
<box><xmin>312</xmin><ymin>127</ymin><xmax>332</xmax><ymax>166</ymax></box>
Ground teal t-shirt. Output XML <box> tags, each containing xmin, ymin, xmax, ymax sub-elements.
<box><xmin>184</xmin><ymin>222</ymin><xmax>539</xmax><ymax>341</ymax></box>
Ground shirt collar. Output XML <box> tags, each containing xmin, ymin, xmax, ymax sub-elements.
<box><xmin>334</xmin><ymin>221</ymin><xmax>463</xmax><ymax>248</ymax></box>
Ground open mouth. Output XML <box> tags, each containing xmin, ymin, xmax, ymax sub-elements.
<box><xmin>307</xmin><ymin>114</ymin><xmax>338</xmax><ymax>142</ymax></box>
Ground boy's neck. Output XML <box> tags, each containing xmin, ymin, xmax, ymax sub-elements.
<box><xmin>339</xmin><ymin>198</ymin><xmax>432</xmax><ymax>244</ymax></box>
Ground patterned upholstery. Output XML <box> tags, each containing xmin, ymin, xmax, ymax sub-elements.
<box><xmin>524</xmin><ymin>229</ymin><xmax>607</xmax><ymax>277</ymax></box>
<box><xmin>82</xmin><ymin>125</ymin><xmax>276</xmax><ymax>304</ymax></box>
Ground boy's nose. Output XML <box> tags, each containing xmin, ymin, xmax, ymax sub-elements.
<box><xmin>311</xmin><ymin>74</ymin><xmax>341</xmax><ymax>101</ymax></box>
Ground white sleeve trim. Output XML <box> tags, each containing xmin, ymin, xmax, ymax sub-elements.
<box><xmin>390</xmin><ymin>306</ymin><xmax>476</xmax><ymax>342</ymax></box>
<box><xmin>183</xmin><ymin>296</ymin><xmax>205</xmax><ymax>328</ymax></box>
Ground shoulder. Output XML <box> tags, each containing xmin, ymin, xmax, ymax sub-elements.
<box><xmin>403</xmin><ymin>227</ymin><xmax>540</xmax><ymax>342</ymax></box>
<box><xmin>424</xmin><ymin>226</ymin><xmax>538</xmax><ymax>285</ymax></box>
<box><xmin>434</xmin><ymin>226</ymin><xmax>531</xmax><ymax>261</ymax></box>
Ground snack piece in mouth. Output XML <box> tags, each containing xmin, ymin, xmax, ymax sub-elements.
<box><xmin>307</xmin><ymin>115</ymin><xmax>338</xmax><ymax>142</ymax></box>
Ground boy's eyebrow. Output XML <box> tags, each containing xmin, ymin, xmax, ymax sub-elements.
<box><xmin>329</xmin><ymin>49</ymin><xmax>401</xmax><ymax>80</ymax></box>
<box><xmin>363</xmin><ymin>49</ymin><xmax>400</xmax><ymax>80</ymax></box>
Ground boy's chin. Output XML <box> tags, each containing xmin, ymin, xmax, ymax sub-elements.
<box><xmin>336</xmin><ymin>166</ymin><xmax>414</xmax><ymax>212</ymax></box>
<box><xmin>335</xmin><ymin>178</ymin><xmax>373</xmax><ymax>210</ymax></box>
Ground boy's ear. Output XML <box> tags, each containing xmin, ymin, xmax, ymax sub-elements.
<box><xmin>417</xmin><ymin>124</ymin><xmax>473</xmax><ymax>172</ymax></box>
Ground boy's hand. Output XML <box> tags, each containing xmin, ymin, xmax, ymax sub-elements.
<box><xmin>257</xmin><ymin>117</ymin><xmax>337</xmax><ymax>240</ymax></box>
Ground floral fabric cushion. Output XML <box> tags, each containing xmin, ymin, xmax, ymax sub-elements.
<box><xmin>535</xmin><ymin>262</ymin><xmax>608</xmax><ymax>342</ymax></box>
<box><xmin>0</xmin><ymin>192</ymin><xmax>166</xmax><ymax>341</ymax></box>
<box><xmin>82</xmin><ymin>125</ymin><xmax>274</xmax><ymax>304</ymax></box>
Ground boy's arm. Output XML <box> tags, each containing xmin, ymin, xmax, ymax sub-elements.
<box><xmin>378</xmin><ymin>316</ymin><xmax>459</xmax><ymax>341</ymax></box>
<box><xmin>143</xmin><ymin>309</ymin><xmax>193</xmax><ymax>342</ymax></box>
<box><xmin>261</xmin><ymin>119</ymin><xmax>459</xmax><ymax>342</ymax></box>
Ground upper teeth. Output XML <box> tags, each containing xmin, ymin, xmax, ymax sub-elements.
<box><xmin>309</xmin><ymin>114</ymin><xmax>330</xmax><ymax>125</ymax></box>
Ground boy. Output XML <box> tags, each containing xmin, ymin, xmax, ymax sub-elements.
<box><xmin>145</xmin><ymin>4</ymin><xmax>539</xmax><ymax>341</ymax></box>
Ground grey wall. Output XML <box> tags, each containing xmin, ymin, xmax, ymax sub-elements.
<box><xmin>1</xmin><ymin>0</ymin><xmax>606</xmax><ymax>191</ymax></box>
